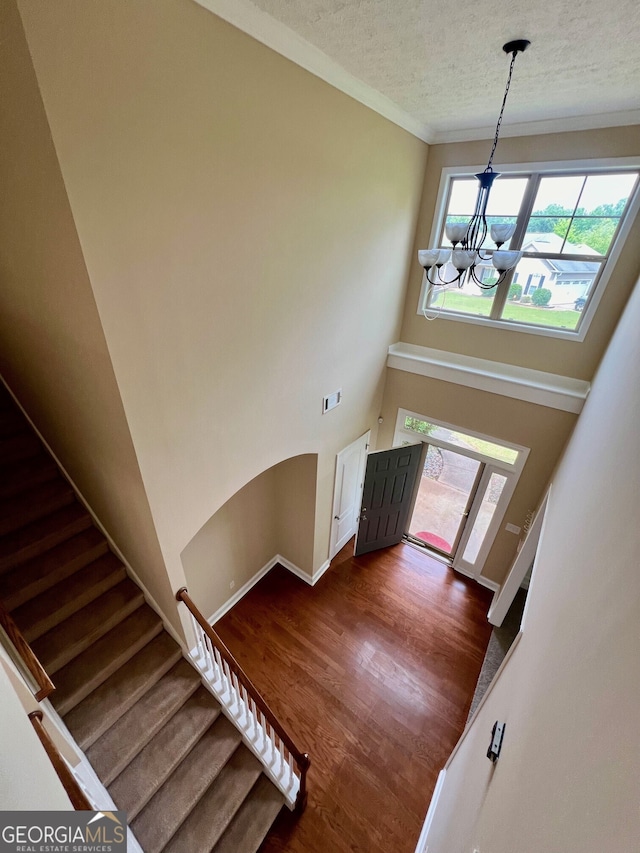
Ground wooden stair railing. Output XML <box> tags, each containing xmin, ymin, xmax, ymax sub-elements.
<box><xmin>28</xmin><ymin>710</ymin><xmax>92</xmax><ymax>810</ymax></box>
<box><xmin>176</xmin><ymin>587</ymin><xmax>310</xmax><ymax>813</ymax></box>
<box><xmin>0</xmin><ymin>598</ymin><xmax>54</xmax><ymax>701</ymax></box>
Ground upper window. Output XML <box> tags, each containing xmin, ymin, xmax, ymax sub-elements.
<box><xmin>420</xmin><ymin>167</ymin><xmax>639</xmax><ymax>338</ymax></box>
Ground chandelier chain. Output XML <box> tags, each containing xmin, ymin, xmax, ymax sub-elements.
<box><xmin>486</xmin><ymin>49</ymin><xmax>518</xmax><ymax>173</ymax></box>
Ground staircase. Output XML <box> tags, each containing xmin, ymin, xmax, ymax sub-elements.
<box><xmin>0</xmin><ymin>384</ymin><xmax>284</xmax><ymax>852</ymax></box>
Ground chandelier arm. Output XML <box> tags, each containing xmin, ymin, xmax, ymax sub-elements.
<box><xmin>464</xmin><ymin>215</ymin><xmax>488</xmax><ymax>254</ymax></box>
<box><xmin>467</xmin><ymin>264</ymin><xmax>508</xmax><ymax>289</ymax></box>
<box><xmin>481</xmin><ymin>268</ymin><xmax>509</xmax><ymax>290</ymax></box>
<box><xmin>468</xmin><ymin>266</ymin><xmax>487</xmax><ymax>287</ymax></box>
<box><xmin>426</xmin><ymin>266</ymin><xmax>454</xmax><ymax>287</ymax></box>
<box><xmin>436</xmin><ymin>266</ymin><xmax>464</xmax><ymax>287</ymax></box>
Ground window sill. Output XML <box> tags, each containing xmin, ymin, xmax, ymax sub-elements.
<box><xmin>416</xmin><ymin>301</ymin><xmax>587</xmax><ymax>341</ymax></box>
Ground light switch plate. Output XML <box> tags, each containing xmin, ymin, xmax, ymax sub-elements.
<box><xmin>505</xmin><ymin>522</ymin><xmax>521</xmax><ymax>534</ymax></box>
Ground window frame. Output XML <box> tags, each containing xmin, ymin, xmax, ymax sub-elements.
<box><xmin>417</xmin><ymin>157</ymin><xmax>640</xmax><ymax>341</ymax></box>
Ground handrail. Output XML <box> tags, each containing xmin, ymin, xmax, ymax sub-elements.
<box><xmin>28</xmin><ymin>711</ymin><xmax>92</xmax><ymax>810</ymax></box>
<box><xmin>176</xmin><ymin>586</ymin><xmax>310</xmax><ymax>812</ymax></box>
<box><xmin>0</xmin><ymin>598</ymin><xmax>54</xmax><ymax>701</ymax></box>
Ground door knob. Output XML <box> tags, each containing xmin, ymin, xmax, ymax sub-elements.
<box><xmin>334</xmin><ymin>515</ymin><xmax>340</xmax><ymax>520</ymax></box>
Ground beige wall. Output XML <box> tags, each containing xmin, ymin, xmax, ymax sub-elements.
<box><xmin>378</xmin><ymin>369</ymin><xmax>576</xmax><ymax>584</ymax></box>
<box><xmin>181</xmin><ymin>454</ymin><xmax>316</xmax><ymax>618</ymax></box>
<box><xmin>0</xmin><ymin>0</ymin><xmax>181</xmax><ymax>637</ymax></box>
<box><xmin>424</xmin><ymin>273</ymin><xmax>640</xmax><ymax>853</ymax></box>
<box><xmin>0</xmin><ymin>657</ymin><xmax>71</xmax><ymax>809</ymax></box>
<box><xmin>16</xmin><ymin>0</ymin><xmax>427</xmax><ymax>614</ymax></box>
<box><xmin>401</xmin><ymin>126</ymin><xmax>640</xmax><ymax>380</ymax></box>
<box><xmin>274</xmin><ymin>454</ymin><xmax>317</xmax><ymax>575</ymax></box>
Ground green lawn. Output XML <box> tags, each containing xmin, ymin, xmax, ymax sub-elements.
<box><xmin>430</xmin><ymin>292</ymin><xmax>581</xmax><ymax>330</ymax></box>
<box><xmin>458</xmin><ymin>436</ymin><xmax>519</xmax><ymax>465</ymax></box>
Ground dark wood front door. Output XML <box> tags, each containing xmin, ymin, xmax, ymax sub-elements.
<box><xmin>354</xmin><ymin>444</ymin><xmax>424</xmax><ymax>556</ymax></box>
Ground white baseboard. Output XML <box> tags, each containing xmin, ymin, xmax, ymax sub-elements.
<box><xmin>0</xmin><ymin>377</ymin><xmax>185</xmax><ymax>650</ymax></box>
<box><xmin>311</xmin><ymin>558</ymin><xmax>331</xmax><ymax>584</ymax></box>
<box><xmin>453</xmin><ymin>562</ymin><xmax>500</xmax><ymax>593</ymax></box>
<box><xmin>208</xmin><ymin>556</ymin><xmax>279</xmax><ymax>624</ymax></box>
<box><xmin>276</xmin><ymin>554</ymin><xmax>313</xmax><ymax>586</ymax></box>
<box><xmin>414</xmin><ymin>768</ymin><xmax>447</xmax><ymax>853</ymax></box>
<box><xmin>278</xmin><ymin>554</ymin><xmax>330</xmax><ymax>586</ymax></box>
<box><xmin>477</xmin><ymin>575</ymin><xmax>500</xmax><ymax>592</ymax></box>
<box><xmin>207</xmin><ymin>553</ymin><xmax>333</xmax><ymax>625</ymax></box>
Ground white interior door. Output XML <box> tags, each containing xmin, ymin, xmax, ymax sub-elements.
<box><xmin>329</xmin><ymin>431</ymin><xmax>370</xmax><ymax>558</ymax></box>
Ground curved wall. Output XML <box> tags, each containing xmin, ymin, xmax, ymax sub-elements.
<box><xmin>181</xmin><ymin>455</ymin><xmax>317</xmax><ymax>620</ymax></box>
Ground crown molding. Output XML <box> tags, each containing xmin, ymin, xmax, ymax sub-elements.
<box><xmin>193</xmin><ymin>0</ymin><xmax>434</xmax><ymax>143</ymax></box>
<box><xmin>430</xmin><ymin>109</ymin><xmax>640</xmax><ymax>144</ymax></box>
<box><xmin>193</xmin><ymin>1</ymin><xmax>640</xmax><ymax>147</ymax></box>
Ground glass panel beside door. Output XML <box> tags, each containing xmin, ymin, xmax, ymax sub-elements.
<box><xmin>407</xmin><ymin>444</ymin><xmax>483</xmax><ymax>557</ymax></box>
<box><xmin>462</xmin><ymin>472</ymin><xmax>508</xmax><ymax>564</ymax></box>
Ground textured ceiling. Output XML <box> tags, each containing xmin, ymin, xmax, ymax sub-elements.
<box><xmin>199</xmin><ymin>0</ymin><xmax>640</xmax><ymax>141</ymax></box>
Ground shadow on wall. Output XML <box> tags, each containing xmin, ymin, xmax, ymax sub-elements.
<box><xmin>180</xmin><ymin>454</ymin><xmax>318</xmax><ymax>621</ymax></box>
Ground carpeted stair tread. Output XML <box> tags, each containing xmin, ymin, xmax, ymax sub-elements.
<box><xmin>0</xmin><ymin>527</ymin><xmax>109</xmax><ymax>610</ymax></box>
<box><xmin>86</xmin><ymin>657</ymin><xmax>201</xmax><ymax>783</ymax></box>
<box><xmin>212</xmin><ymin>774</ymin><xmax>285</xmax><ymax>853</ymax></box>
<box><xmin>32</xmin><ymin>578</ymin><xmax>145</xmax><ymax>674</ymax></box>
<box><xmin>160</xmin><ymin>747</ymin><xmax>264</xmax><ymax>853</ymax></box>
<box><xmin>0</xmin><ymin>431</ymin><xmax>42</xmax><ymax>465</ymax></box>
<box><xmin>0</xmin><ymin>455</ymin><xmax>59</xmax><ymax>501</ymax></box>
<box><xmin>130</xmin><ymin>718</ymin><xmax>245</xmax><ymax>853</ymax></box>
<box><xmin>51</xmin><ymin>604</ymin><xmax>163</xmax><ymax>716</ymax></box>
<box><xmin>0</xmin><ymin>388</ymin><xmax>284</xmax><ymax>851</ymax></box>
<box><xmin>14</xmin><ymin>552</ymin><xmax>127</xmax><ymax>642</ymax></box>
<box><xmin>66</xmin><ymin>631</ymin><xmax>183</xmax><ymax>751</ymax></box>
<box><xmin>109</xmin><ymin>686</ymin><xmax>222</xmax><ymax>819</ymax></box>
<box><xmin>0</xmin><ymin>479</ymin><xmax>77</xmax><ymax>538</ymax></box>
<box><xmin>0</xmin><ymin>504</ymin><xmax>93</xmax><ymax>574</ymax></box>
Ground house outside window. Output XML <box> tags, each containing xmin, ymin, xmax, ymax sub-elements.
<box><xmin>420</xmin><ymin>165</ymin><xmax>640</xmax><ymax>338</ymax></box>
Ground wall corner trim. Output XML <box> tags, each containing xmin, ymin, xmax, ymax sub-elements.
<box><xmin>312</xmin><ymin>559</ymin><xmax>332</xmax><ymax>585</ymax></box>
<box><xmin>208</xmin><ymin>554</ymin><xmax>330</xmax><ymax>625</ymax></box>
<box><xmin>277</xmin><ymin>555</ymin><xmax>331</xmax><ymax>587</ymax></box>
<box><xmin>387</xmin><ymin>342</ymin><xmax>590</xmax><ymax>413</ymax></box>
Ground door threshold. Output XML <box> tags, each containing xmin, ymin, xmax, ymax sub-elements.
<box><xmin>403</xmin><ymin>536</ymin><xmax>452</xmax><ymax>566</ymax></box>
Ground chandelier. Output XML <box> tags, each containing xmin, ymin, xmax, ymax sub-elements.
<box><xmin>418</xmin><ymin>40</ymin><xmax>531</xmax><ymax>290</ymax></box>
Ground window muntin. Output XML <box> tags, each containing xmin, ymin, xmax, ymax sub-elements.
<box><xmin>423</xmin><ymin>167</ymin><xmax>639</xmax><ymax>335</ymax></box>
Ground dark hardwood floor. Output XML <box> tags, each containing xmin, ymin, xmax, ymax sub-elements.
<box><xmin>214</xmin><ymin>539</ymin><xmax>493</xmax><ymax>853</ymax></box>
